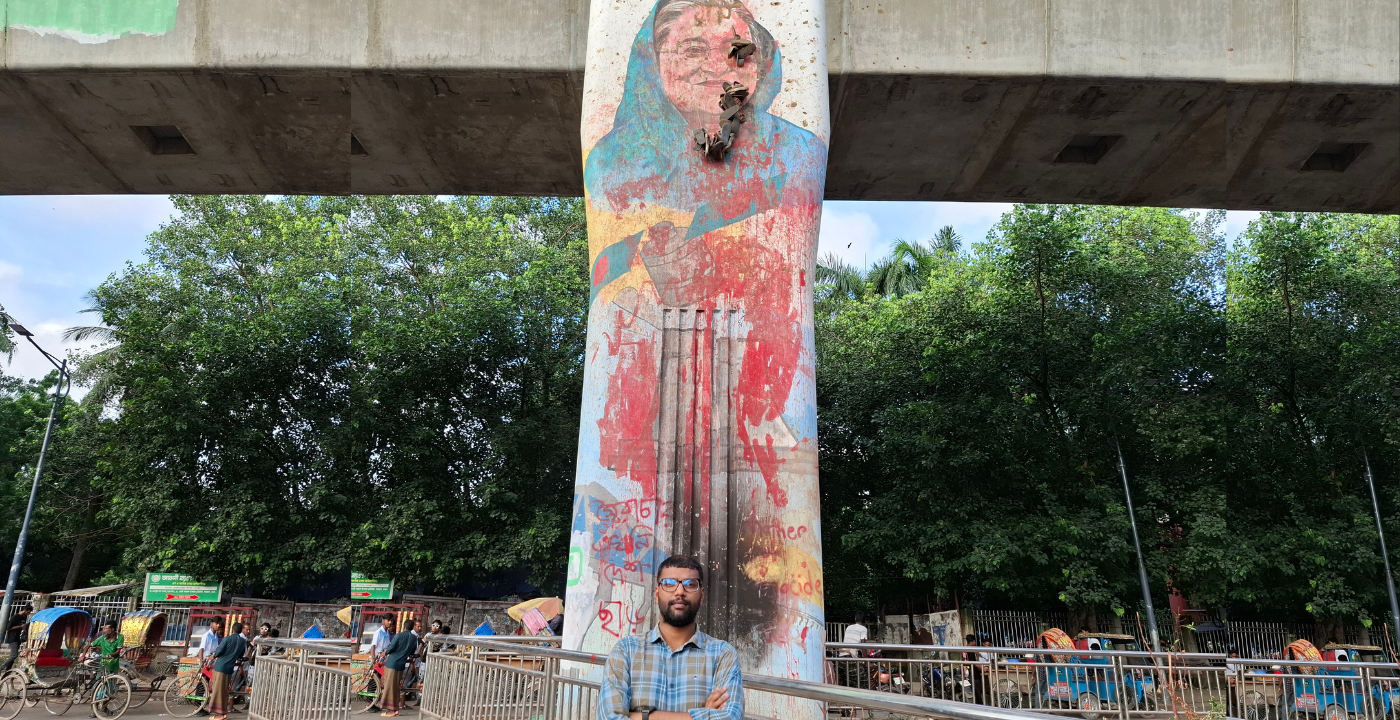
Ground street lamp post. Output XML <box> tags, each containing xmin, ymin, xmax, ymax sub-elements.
<box><xmin>1362</xmin><ymin>450</ymin><xmax>1400</xmax><ymax>653</ymax></box>
<box><xmin>0</xmin><ymin>322</ymin><xmax>70</xmax><ymax>638</ymax></box>
<box><xmin>1116</xmin><ymin>440</ymin><xmax>1162</xmax><ymax>653</ymax></box>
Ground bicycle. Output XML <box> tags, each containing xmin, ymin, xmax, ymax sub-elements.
<box><xmin>32</xmin><ymin>656</ymin><xmax>132</xmax><ymax>719</ymax></box>
<box><xmin>116</xmin><ymin>645</ymin><xmax>176</xmax><ymax>709</ymax></box>
<box><xmin>350</xmin><ymin>657</ymin><xmax>422</xmax><ymax>714</ymax></box>
<box><xmin>163</xmin><ymin>660</ymin><xmax>251</xmax><ymax>718</ymax></box>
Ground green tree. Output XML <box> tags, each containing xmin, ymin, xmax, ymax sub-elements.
<box><xmin>1225</xmin><ymin>212</ymin><xmax>1400</xmax><ymax>629</ymax></box>
<box><xmin>816</xmin><ymin>206</ymin><xmax>1226</xmax><ymax>622</ymax></box>
<box><xmin>87</xmin><ymin>195</ymin><xmax>588</xmax><ymax>594</ymax></box>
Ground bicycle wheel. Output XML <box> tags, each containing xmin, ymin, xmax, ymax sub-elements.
<box><xmin>0</xmin><ymin>671</ymin><xmax>27</xmax><ymax>720</ymax></box>
<box><xmin>118</xmin><ymin>669</ymin><xmax>152</xmax><ymax>709</ymax></box>
<box><xmin>42</xmin><ymin>685</ymin><xmax>76</xmax><ymax>716</ymax></box>
<box><xmin>163</xmin><ymin>675</ymin><xmax>208</xmax><ymax>718</ymax></box>
<box><xmin>92</xmin><ymin>674</ymin><xmax>131</xmax><ymax>720</ymax></box>
<box><xmin>350</xmin><ymin>670</ymin><xmax>380</xmax><ymax>715</ymax></box>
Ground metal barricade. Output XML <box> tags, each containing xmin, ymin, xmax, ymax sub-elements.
<box><xmin>824</xmin><ymin>643</ymin><xmax>1230</xmax><ymax>720</ymax></box>
<box><xmin>420</xmin><ymin>634</ymin><xmax>1058</xmax><ymax>720</ymax></box>
<box><xmin>248</xmin><ymin>638</ymin><xmax>353</xmax><ymax>720</ymax></box>
<box><xmin>1231</xmin><ymin>658</ymin><xmax>1400</xmax><ymax>720</ymax></box>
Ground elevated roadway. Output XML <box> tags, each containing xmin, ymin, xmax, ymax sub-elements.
<box><xmin>1</xmin><ymin>0</ymin><xmax>1395</xmax><ymax>211</ymax></box>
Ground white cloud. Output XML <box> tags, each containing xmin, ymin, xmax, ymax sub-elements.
<box><xmin>0</xmin><ymin>261</ymin><xmax>20</xmax><ymax>284</ymax></box>
<box><xmin>818</xmin><ymin>207</ymin><xmax>882</xmax><ymax>268</ymax></box>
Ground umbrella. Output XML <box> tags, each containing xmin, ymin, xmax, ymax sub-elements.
<box><xmin>507</xmin><ymin>597</ymin><xmax>562</xmax><ymax>623</ymax></box>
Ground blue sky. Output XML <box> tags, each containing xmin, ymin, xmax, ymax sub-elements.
<box><xmin>0</xmin><ymin>196</ymin><xmax>1261</xmax><ymax>382</ymax></box>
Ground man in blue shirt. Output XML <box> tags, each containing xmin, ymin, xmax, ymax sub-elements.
<box><xmin>597</xmin><ymin>555</ymin><xmax>743</xmax><ymax>720</ymax></box>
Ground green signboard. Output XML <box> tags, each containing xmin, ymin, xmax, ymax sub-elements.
<box><xmin>143</xmin><ymin>573</ymin><xmax>222</xmax><ymax>603</ymax></box>
<box><xmin>351</xmin><ymin>572</ymin><xmax>394</xmax><ymax>600</ymax></box>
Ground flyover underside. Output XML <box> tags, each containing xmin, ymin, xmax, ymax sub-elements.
<box><xmin>1</xmin><ymin>69</ymin><xmax>1395</xmax><ymax>211</ymax></box>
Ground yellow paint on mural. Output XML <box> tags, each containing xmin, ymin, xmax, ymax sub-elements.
<box><xmin>741</xmin><ymin>545</ymin><xmax>824</xmax><ymax>608</ymax></box>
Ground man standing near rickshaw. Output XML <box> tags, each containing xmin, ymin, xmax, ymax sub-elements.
<box><xmin>378</xmin><ymin>619</ymin><xmax>418</xmax><ymax>718</ymax></box>
<box><xmin>198</xmin><ymin>618</ymin><xmax>226</xmax><ymax>664</ymax></box>
<box><xmin>208</xmin><ymin>622</ymin><xmax>247</xmax><ymax>720</ymax></box>
<box><xmin>89</xmin><ymin>621</ymin><xmax>125</xmax><ymax>674</ymax></box>
<box><xmin>2</xmin><ymin>605</ymin><xmax>30</xmax><ymax>672</ymax></box>
<box><xmin>371</xmin><ymin>615</ymin><xmax>396</xmax><ymax>662</ymax></box>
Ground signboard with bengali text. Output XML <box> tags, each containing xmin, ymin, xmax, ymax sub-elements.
<box><xmin>143</xmin><ymin>573</ymin><xmax>222</xmax><ymax>603</ymax></box>
<box><xmin>350</xmin><ymin>572</ymin><xmax>394</xmax><ymax>600</ymax></box>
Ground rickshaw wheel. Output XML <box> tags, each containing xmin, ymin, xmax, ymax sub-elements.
<box><xmin>92</xmin><ymin>674</ymin><xmax>132</xmax><ymax>720</ymax></box>
<box><xmin>162</xmin><ymin>675</ymin><xmax>208</xmax><ymax>718</ymax></box>
<box><xmin>117</xmin><ymin>669</ymin><xmax>152</xmax><ymax>709</ymax></box>
<box><xmin>1322</xmin><ymin>704</ymin><xmax>1346</xmax><ymax>720</ymax></box>
<box><xmin>1077</xmin><ymin>692</ymin><xmax>1103</xmax><ymax>720</ymax></box>
<box><xmin>351</xmin><ymin>671</ymin><xmax>380</xmax><ymax>715</ymax></box>
<box><xmin>0</xmin><ymin>671</ymin><xmax>27</xmax><ymax>720</ymax></box>
<box><xmin>42</xmin><ymin>685</ymin><xmax>77</xmax><ymax>716</ymax></box>
<box><xmin>1244</xmin><ymin>690</ymin><xmax>1269</xmax><ymax>720</ymax></box>
<box><xmin>996</xmin><ymin>680</ymin><xmax>1023</xmax><ymax>708</ymax></box>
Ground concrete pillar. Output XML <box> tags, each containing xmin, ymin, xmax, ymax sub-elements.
<box><xmin>564</xmin><ymin>0</ymin><xmax>829</xmax><ymax>715</ymax></box>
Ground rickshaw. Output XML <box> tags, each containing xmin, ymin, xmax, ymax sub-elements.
<box><xmin>351</xmin><ymin>603</ymin><xmax>427</xmax><ymax>714</ymax></box>
<box><xmin>1035</xmin><ymin>628</ymin><xmax>1158</xmax><ymax>718</ymax></box>
<box><xmin>0</xmin><ymin>607</ymin><xmax>133</xmax><ymax>719</ymax></box>
<box><xmin>1298</xmin><ymin>643</ymin><xmax>1400</xmax><ymax>719</ymax></box>
<box><xmin>1282</xmin><ymin>639</ymin><xmax>1341</xmax><ymax>718</ymax></box>
<box><xmin>116</xmin><ymin>609</ymin><xmax>177</xmax><ymax>708</ymax></box>
<box><xmin>163</xmin><ymin>607</ymin><xmax>257</xmax><ymax>718</ymax></box>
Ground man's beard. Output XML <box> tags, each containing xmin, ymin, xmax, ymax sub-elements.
<box><xmin>659</xmin><ymin>598</ymin><xmax>699</xmax><ymax>627</ymax></box>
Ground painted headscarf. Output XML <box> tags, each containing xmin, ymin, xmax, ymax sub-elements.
<box><xmin>583</xmin><ymin>0</ymin><xmax>826</xmax><ymax>224</ymax></box>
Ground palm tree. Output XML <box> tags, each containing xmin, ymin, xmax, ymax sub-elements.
<box><xmin>63</xmin><ymin>306</ymin><xmax>122</xmax><ymax>405</ymax></box>
<box><xmin>870</xmin><ymin>239</ymin><xmax>938</xmax><ymax>297</ymax></box>
<box><xmin>816</xmin><ymin>252</ymin><xmax>867</xmax><ymax>301</ymax></box>
<box><xmin>932</xmin><ymin>225</ymin><xmax>962</xmax><ymax>255</ymax></box>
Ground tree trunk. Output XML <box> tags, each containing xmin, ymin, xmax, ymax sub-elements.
<box><xmin>62</xmin><ymin>535</ymin><xmax>88</xmax><ymax>591</ymax></box>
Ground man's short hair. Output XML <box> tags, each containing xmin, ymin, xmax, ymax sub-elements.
<box><xmin>657</xmin><ymin>554</ymin><xmax>705</xmax><ymax>584</ymax></box>
<box><xmin>382</xmin><ymin>614</ymin><xmax>396</xmax><ymax>624</ymax></box>
<box><xmin>210</xmin><ymin>618</ymin><xmax>225</xmax><ymax>627</ymax></box>
<box><xmin>403</xmin><ymin>619</ymin><xmax>416</xmax><ymax>631</ymax></box>
<box><xmin>853</xmin><ymin>612</ymin><xmax>865</xmax><ymax>623</ymax></box>
<box><xmin>231</xmin><ymin>622</ymin><xmax>244</xmax><ymax>634</ymax></box>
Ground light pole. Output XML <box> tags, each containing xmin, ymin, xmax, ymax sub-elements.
<box><xmin>1116</xmin><ymin>440</ymin><xmax>1162</xmax><ymax>653</ymax></box>
<box><xmin>0</xmin><ymin>321</ymin><xmax>70</xmax><ymax>638</ymax></box>
<box><xmin>1362</xmin><ymin>450</ymin><xmax>1400</xmax><ymax>653</ymax></box>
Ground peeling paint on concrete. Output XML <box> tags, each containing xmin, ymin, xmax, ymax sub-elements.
<box><xmin>4</xmin><ymin>0</ymin><xmax>179</xmax><ymax>44</ymax></box>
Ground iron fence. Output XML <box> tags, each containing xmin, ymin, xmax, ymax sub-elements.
<box><xmin>420</xmin><ymin>634</ymin><xmax>1060</xmax><ymax>720</ymax></box>
<box><xmin>247</xmin><ymin>638</ymin><xmax>353</xmax><ymax>720</ymax></box>
<box><xmin>826</xmin><ymin>642</ymin><xmax>1229</xmax><ymax>719</ymax></box>
<box><xmin>1230</xmin><ymin>657</ymin><xmax>1400</xmax><ymax>720</ymax></box>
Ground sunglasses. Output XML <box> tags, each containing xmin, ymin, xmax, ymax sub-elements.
<box><xmin>657</xmin><ymin>578</ymin><xmax>703</xmax><ymax>593</ymax></box>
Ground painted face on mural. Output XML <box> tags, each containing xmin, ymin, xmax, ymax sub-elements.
<box><xmin>655</xmin><ymin>5</ymin><xmax>761</xmax><ymax>127</ymax></box>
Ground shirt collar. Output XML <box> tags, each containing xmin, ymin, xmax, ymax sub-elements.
<box><xmin>645</xmin><ymin>627</ymin><xmax>709</xmax><ymax>651</ymax></box>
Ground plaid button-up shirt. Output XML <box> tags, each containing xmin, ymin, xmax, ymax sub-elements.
<box><xmin>597</xmin><ymin>627</ymin><xmax>744</xmax><ymax>720</ymax></box>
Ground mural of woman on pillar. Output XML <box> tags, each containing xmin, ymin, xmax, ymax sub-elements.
<box><xmin>566</xmin><ymin>0</ymin><xmax>829</xmax><ymax>695</ymax></box>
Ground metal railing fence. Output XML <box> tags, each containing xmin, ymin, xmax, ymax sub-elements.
<box><xmin>825</xmin><ymin>643</ymin><xmax>1229</xmax><ymax>720</ymax></box>
<box><xmin>1230</xmin><ymin>657</ymin><xmax>1400</xmax><ymax>720</ymax></box>
<box><xmin>247</xmin><ymin>638</ymin><xmax>353</xmax><ymax>720</ymax></box>
<box><xmin>420</xmin><ymin>634</ymin><xmax>1060</xmax><ymax>720</ymax></box>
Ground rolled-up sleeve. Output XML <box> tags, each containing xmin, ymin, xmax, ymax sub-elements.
<box><xmin>597</xmin><ymin>641</ymin><xmax>634</xmax><ymax>720</ymax></box>
<box><xmin>687</xmin><ymin>644</ymin><xmax>743</xmax><ymax>720</ymax></box>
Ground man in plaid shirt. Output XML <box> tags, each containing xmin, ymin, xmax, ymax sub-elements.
<box><xmin>597</xmin><ymin>555</ymin><xmax>744</xmax><ymax>720</ymax></box>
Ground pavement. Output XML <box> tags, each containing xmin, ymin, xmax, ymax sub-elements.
<box><xmin>16</xmin><ymin>696</ymin><xmax>203</xmax><ymax>719</ymax></box>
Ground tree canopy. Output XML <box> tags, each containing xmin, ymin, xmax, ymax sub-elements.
<box><xmin>0</xmin><ymin>200</ymin><xmax>1395</xmax><ymax>629</ymax></box>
